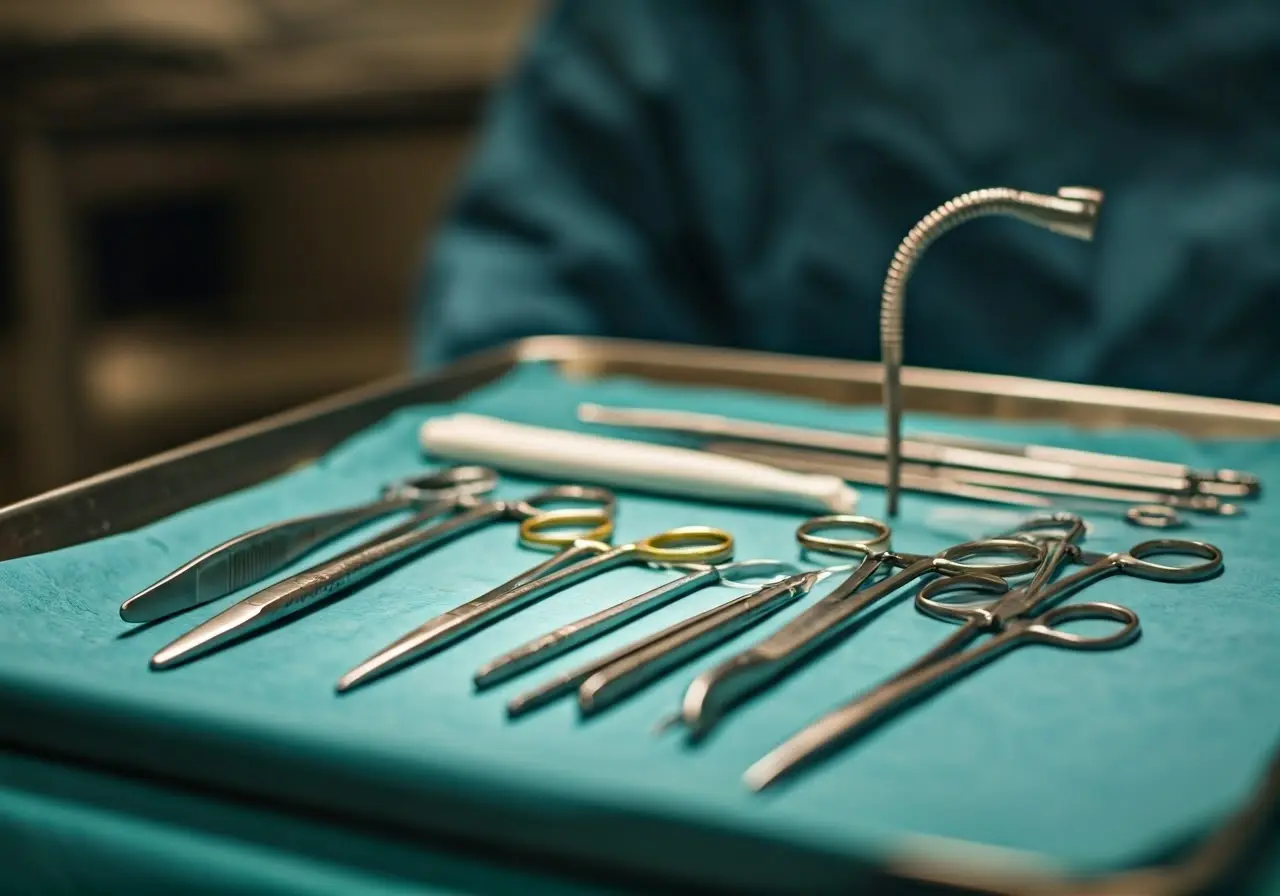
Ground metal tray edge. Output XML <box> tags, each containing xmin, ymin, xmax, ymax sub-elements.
<box><xmin>0</xmin><ymin>334</ymin><xmax>1275</xmax><ymax>895</ymax></box>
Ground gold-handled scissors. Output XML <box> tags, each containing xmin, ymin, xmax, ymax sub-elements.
<box><xmin>335</xmin><ymin>521</ymin><xmax>734</xmax><ymax>692</ymax></box>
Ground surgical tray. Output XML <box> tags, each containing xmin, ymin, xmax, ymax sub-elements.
<box><xmin>2</xmin><ymin>335</ymin><xmax>1278</xmax><ymax>895</ymax></box>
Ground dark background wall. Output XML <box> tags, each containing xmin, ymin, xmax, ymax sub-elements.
<box><xmin>1</xmin><ymin>0</ymin><xmax>540</xmax><ymax>503</ymax></box>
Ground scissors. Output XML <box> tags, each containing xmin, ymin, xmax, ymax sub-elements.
<box><xmin>672</xmin><ymin>514</ymin><xmax>1044</xmax><ymax>739</ymax></box>
<box><xmin>120</xmin><ymin>465</ymin><xmax>498</xmax><ymax>623</ymax></box>
<box><xmin>150</xmin><ymin>484</ymin><xmax>617</xmax><ymax>670</ymax></box>
<box><xmin>335</xmin><ymin>522</ymin><xmax>735</xmax><ymax>693</ymax></box>
<box><xmin>474</xmin><ymin>558</ymin><xmax>799</xmax><ymax>688</ymax></box>
<box><xmin>506</xmin><ymin>567</ymin><xmax>829</xmax><ymax>719</ymax></box>
<box><xmin>744</xmin><ymin>534</ymin><xmax>1224</xmax><ymax>791</ymax></box>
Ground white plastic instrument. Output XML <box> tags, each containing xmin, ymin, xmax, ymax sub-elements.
<box><xmin>418</xmin><ymin>413</ymin><xmax>858</xmax><ymax>514</ymax></box>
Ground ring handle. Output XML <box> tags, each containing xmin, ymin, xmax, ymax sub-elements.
<box><xmin>1119</xmin><ymin>539</ymin><xmax>1224</xmax><ymax>581</ymax></box>
<box><xmin>1125</xmin><ymin>505</ymin><xmax>1186</xmax><ymax>529</ymax></box>
<box><xmin>519</xmin><ymin>508</ymin><xmax>614</xmax><ymax>550</ymax></box>
<box><xmin>518</xmin><ymin>484</ymin><xmax>619</xmax><ymax>520</ymax></box>
<box><xmin>1027</xmin><ymin>602</ymin><xmax>1141</xmax><ymax>650</ymax></box>
<box><xmin>795</xmin><ymin>514</ymin><xmax>892</xmax><ymax>559</ymax></box>
<box><xmin>388</xmin><ymin>465</ymin><xmax>500</xmax><ymax>502</ymax></box>
<box><xmin>933</xmin><ymin>537</ymin><xmax>1044</xmax><ymax>577</ymax></box>
<box><xmin>712</xmin><ymin>559</ymin><xmax>803</xmax><ymax>589</ymax></box>
<box><xmin>635</xmin><ymin>526</ymin><xmax>735</xmax><ymax>564</ymax></box>
<box><xmin>915</xmin><ymin>572</ymin><xmax>1009</xmax><ymax>622</ymax></box>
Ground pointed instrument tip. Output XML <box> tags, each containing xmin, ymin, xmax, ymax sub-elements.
<box><xmin>120</xmin><ymin>577</ymin><xmax>188</xmax><ymax>624</ymax></box>
<box><xmin>334</xmin><ymin>658</ymin><xmax>387</xmax><ymax>694</ymax></box>
<box><xmin>148</xmin><ymin>602</ymin><xmax>264</xmax><ymax>670</ymax></box>
<box><xmin>743</xmin><ymin>756</ymin><xmax>788</xmax><ymax>792</ymax></box>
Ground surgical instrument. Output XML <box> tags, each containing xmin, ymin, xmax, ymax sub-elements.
<box><xmin>704</xmin><ymin>441</ymin><xmax>1239</xmax><ymax>528</ymax></box>
<box><xmin>744</xmin><ymin>537</ymin><xmax>1223</xmax><ymax>790</ymax></box>
<box><xmin>335</xmin><ymin>523</ymin><xmax>734</xmax><ymax>692</ymax></box>
<box><xmin>578</xmin><ymin>402</ymin><xmax>1252</xmax><ymax>500</ymax></box>
<box><xmin>879</xmin><ymin>186</ymin><xmax>1106</xmax><ymax>515</ymax></box>
<box><xmin>671</xmin><ymin>515</ymin><xmax>1045</xmax><ymax>740</ymax></box>
<box><xmin>474</xmin><ymin>558</ymin><xmax>799</xmax><ymax>687</ymax></box>
<box><xmin>120</xmin><ymin>465</ymin><xmax>499</xmax><ymax>623</ymax></box>
<box><xmin>419</xmin><ymin>412</ymin><xmax>859</xmax><ymax>513</ymax></box>
<box><xmin>507</xmin><ymin>569</ymin><xmax>831</xmax><ymax>718</ymax></box>
<box><xmin>906</xmin><ymin>430</ymin><xmax>1259</xmax><ymax>498</ymax></box>
<box><xmin>150</xmin><ymin>485</ymin><xmax>617</xmax><ymax>670</ymax></box>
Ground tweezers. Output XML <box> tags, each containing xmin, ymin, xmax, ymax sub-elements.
<box><xmin>506</xmin><ymin>569</ymin><xmax>827</xmax><ymax>718</ymax></box>
<box><xmin>474</xmin><ymin>559</ymin><xmax>799</xmax><ymax>687</ymax></box>
<box><xmin>120</xmin><ymin>465</ymin><xmax>496</xmax><ymax>623</ymax></box>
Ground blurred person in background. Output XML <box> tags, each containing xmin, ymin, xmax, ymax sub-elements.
<box><xmin>414</xmin><ymin>1</ymin><xmax>1280</xmax><ymax>403</ymax></box>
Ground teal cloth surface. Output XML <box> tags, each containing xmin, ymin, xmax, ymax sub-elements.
<box><xmin>417</xmin><ymin>1</ymin><xmax>1280</xmax><ymax>405</ymax></box>
<box><xmin>1</xmin><ymin>363</ymin><xmax>1278</xmax><ymax>891</ymax></box>
<box><xmin>0</xmin><ymin>751</ymin><xmax>611</xmax><ymax>895</ymax></box>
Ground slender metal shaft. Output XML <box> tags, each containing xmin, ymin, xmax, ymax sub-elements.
<box><xmin>878</xmin><ymin>186</ymin><xmax>1105</xmax><ymax>515</ymax></box>
<box><xmin>578</xmin><ymin>574</ymin><xmax>817</xmax><ymax>714</ymax></box>
<box><xmin>507</xmin><ymin>572</ymin><xmax>823</xmax><ymax>718</ymax></box>
<box><xmin>746</xmin><ymin>628</ymin><xmax>1024</xmax><ymax>790</ymax></box>
<box><xmin>474</xmin><ymin>567</ymin><xmax>720</xmax><ymax>687</ymax></box>
<box><xmin>151</xmin><ymin>500</ymin><xmax>506</xmax><ymax>669</ymax></box>
<box><xmin>334</xmin><ymin>540</ymin><xmax>609</xmax><ymax>692</ymax></box>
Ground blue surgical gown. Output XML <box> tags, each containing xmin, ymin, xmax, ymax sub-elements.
<box><xmin>415</xmin><ymin>0</ymin><xmax>1280</xmax><ymax>403</ymax></box>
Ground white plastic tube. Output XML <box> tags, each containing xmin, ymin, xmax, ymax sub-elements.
<box><xmin>419</xmin><ymin>413</ymin><xmax>858</xmax><ymax>514</ymax></box>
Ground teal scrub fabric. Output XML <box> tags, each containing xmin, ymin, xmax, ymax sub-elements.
<box><xmin>1</xmin><ymin>363</ymin><xmax>1278</xmax><ymax>892</ymax></box>
<box><xmin>0</xmin><ymin>751</ymin><xmax>612</xmax><ymax>895</ymax></box>
<box><xmin>416</xmin><ymin>0</ymin><xmax>1280</xmax><ymax>404</ymax></box>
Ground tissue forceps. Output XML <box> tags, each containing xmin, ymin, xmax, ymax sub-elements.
<box><xmin>672</xmin><ymin>515</ymin><xmax>1044</xmax><ymax>739</ymax></box>
<box><xmin>150</xmin><ymin>485</ymin><xmax>616</xmax><ymax>670</ymax></box>
<box><xmin>120</xmin><ymin>465</ymin><xmax>499</xmax><ymax>623</ymax></box>
<box><xmin>335</xmin><ymin>523</ymin><xmax>735</xmax><ymax>692</ymax></box>
<box><xmin>507</xmin><ymin>568</ymin><xmax>830</xmax><ymax>718</ymax></box>
<box><xmin>473</xmin><ymin>558</ymin><xmax>799</xmax><ymax>687</ymax></box>
<box><xmin>744</xmin><ymin>536</ymin><xmax>1223</xmax><ymax>790</ymax></box>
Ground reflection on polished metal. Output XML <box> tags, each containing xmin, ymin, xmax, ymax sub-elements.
<box><xmin>474</xmin><ymin>558</ymin><xmax>799</xmax><ymax>687</ymax></box>
<box><xmin>704</xmin><ymin>440</ymin><xmax>1246</xmax><ymax>529</ymax></box>
<box><xmin>507</xmin><ymin>570</ymin><xmax>829</xmax><ymax>719</ymax></box>
<box><xmin>673</xmin><ymin>515</ymin><xmax>1043</xmax><ymax>740</ymax></box>
<box><xmin>580</xmin><ymin>402</ymin><xmax>1257</xmax><ymax>499</ymax></box>
<box><xmin>335</xmin><ymin>524</ymin><xmax>733</xmax><ymax>693</ymax></box>
<box><xmin>150</xmin><ymin>485</ymin><xmax>617</xmax><ymax>670</ymax></box>
<box><xmin>120</xmin><ymin>465</ymin><xmax>499</xmax><ymax>623</ymax></box>
<box><xmin>745</xmin><ymin>535</ymin><xmax>1223</xmax><ymax>791</ymax></box>
<box><xmin>879</xmin><ymin>186</ymin><xmax>1106</xmax><ymax>516</ymax></box>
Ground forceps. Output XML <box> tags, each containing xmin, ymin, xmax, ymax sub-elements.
<box><xmin>335</xmin><ymin>523</ymin><xmax>734</xmax><ymax>692</ymax></box>
<box><xmin>744</xmin><ymin>536</ymin><xmax>1223</xmax><ymax>790</ymax></box>
<box><xmin>672</xmin><ymin>515</ymin><xmax>1044</xmax><ymax>739</ymax></box>
<box><xmin>120</xmin><ymin>465</ymin><xmax>498</xmax><ymax>623</ymax></box>
<box><xmin>150</xmin><ymin>485</ymin><xmax>616</xmax><ymax>670</ymax></box>
<box><xmin>474</xmin><ymin>558</ymin><xmax>799</xmax><ymax>687</ymax></box>
<box><xmin>507</xmin><ymin>568</ymin><xmax>829</xmax><ymax>718</ymax></box>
